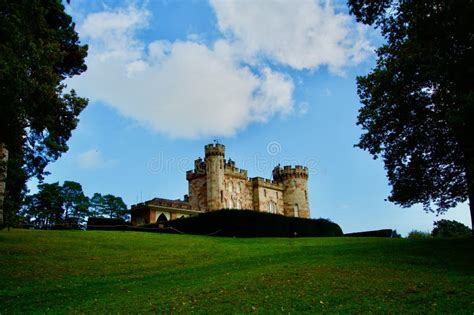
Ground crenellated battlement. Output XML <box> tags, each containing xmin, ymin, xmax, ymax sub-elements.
<box><xmin>272</xmin><ymin>165</ymin><xmax>309</xmax><ymax>181</ymax></box>
<box><xmin>250</xmin><ymin>177</ymin><xmax>283</xmax><ymax>190</ymax></box>
<box><xmin>205</xmin><ymin>143</ymin><xmax>225</xmax><ymax>157</ymax></box>
<box><xmin>186</xmin><ymin>158</ymin><xmax>206</xmax><ymax>180</ymax></box>
<box><xmin>224</xmin><ymin>158</ymin><xmax>248</xmax><ymax>179</ymax></box>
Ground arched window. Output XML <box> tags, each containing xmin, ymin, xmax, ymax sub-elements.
<box><xmin>157</xmin><ymin>213</ymin><xmax>168</xmax><ymax>222</ymax></box>
<box><xmin>229</xmin><ymin>198</ymin><xmax>234</xmax><ymax>209</ymax></box>
<box><xmin>237</xmin><ymin>199</ymin><xmax>241</xmax><ymax>209</ymax></box>
<box><xmin>294</xmin><ymin>204</ymin><xmax>299</xmax><ymax>217</ymax></box>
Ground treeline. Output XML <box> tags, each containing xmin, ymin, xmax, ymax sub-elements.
<box><xmin>20</xmin><ymin>181</ymin><xmax>128</xmax><ymax>229</ymax></box>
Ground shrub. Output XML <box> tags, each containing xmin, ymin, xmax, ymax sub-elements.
<box><xmin>147</xmin><ymin>210</ymin><xmax>343</xmax><ymax>237</ymax></box>
<box><xmin>431</xmin><ymin>219</ymin><xmax>471</xmax><ymax>238</ymax></box>
<box><xmin>407</xmin><ymin>230</ymin><xmax>432</xmax><ymax>239</ymax></box>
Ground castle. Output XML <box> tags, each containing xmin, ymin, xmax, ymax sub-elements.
<box><xmin>131</xmin><ymin>143</ymin><xmax>310</xmax><ymax>225</ymax></box>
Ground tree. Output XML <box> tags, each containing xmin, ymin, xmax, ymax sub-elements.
<box><xmin>348</xmin><ymin>0</ymin><xmax>474</xmax><ymax>233</ymax></box>
<box><xmin>87</xmin><ymin>193</ymin><xmax>129</xmax><ymax>220</ymax></box>
<box><xmin>21</xmin><ymin>182</ymin><xmax>64</xmax><ymax>228</ymax></box>
<box><xmin>61</xmin><ymin>181</ymin><xmax>89</xmax><ymax>226</ymax></box>
<box><xmin>102</xmin><ymin>194</ymin><xmax>129</xmax><ymax>220</ymax></box>
<box><xmin>432</xmin><ymin>219</ymin><xmax>471</xmax><ymax>238</ymax></box>
<box><xmin>89</xmin><ymin>193</ymin><xmax>105</xmax><ymax>217</ymax></box>
<box><xmin>0</xmin><ymin>0</ymin><xmax>88</xmax><ymax>226</ymax></box>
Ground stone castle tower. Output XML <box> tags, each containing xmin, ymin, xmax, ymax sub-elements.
<box><xmin>272</xmin><ymin>165</ymin><xmax>310</xmax><ymax>218</ymax></box>
<box><xmin>205</xmin><ymin>143</ymin><xmax>225</xmax><ymax>211</ymax></box>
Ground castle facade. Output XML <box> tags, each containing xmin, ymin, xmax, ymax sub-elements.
<box><xmin>131</xmin><ymin>143</ymin><xmax>310</xmax><ymax>225</ymax></box>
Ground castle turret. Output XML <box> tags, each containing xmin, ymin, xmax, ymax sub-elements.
<box><xmin>273</xmin><ymin>165</ymin><xmax>310</xmax><ymax>218</ymax></box>
<box><xmin>205</xmin><ymin>143</ymin><xmax>225</xmax><ymax>211</ymax></box>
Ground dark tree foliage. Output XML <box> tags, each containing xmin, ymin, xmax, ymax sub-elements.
<box><xmin>431</xmin><ymin>219</ymin><xmax>471</xmax><ymax>238</ymax></box>
<box><xmin>348</xmin><ymin>0</ymin><xmax>474</xmax><ymax>231</ymax></box>
<box><xmin>89</xmin><ymin>192</ymin><xmax>105</xmax><ymax>217</ymax></box>
<box><xmin>61</xmin><ymin>181</ymin><xmax>89</xmax><ymax>225</ymax></box>
<box><xmin>22</xmin><ymin>182</ymin><xmax>64</xmax><ymax>228</ymax></box>
<box><xmin>21</xmin><ymin>181</ymin><xmax>129</xmax><ymax>227</ymax></box>
<box><xmin>0</xmin><ymin>0</ymin><xmax>88</xmax><ymax>226</ymax></box>
<box><xmin>101</xmin><ymin>194</ymin><xmax>129</xmax><ymax>220</ymax></box>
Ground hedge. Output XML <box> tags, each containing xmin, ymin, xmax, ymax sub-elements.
<box><xmin>140</xmin><ymin>210</ymin><xmax>343</xmax><ymax>237</ymax></box>
<box><xmin>344</xmin><ymin>229</ymin><xmax>394</xmax><ymax>237</ymax></box>
<box><xmin>86</xmin><ymin>211</ymin><xmax>343</xmax><ymax>237</ymax></box>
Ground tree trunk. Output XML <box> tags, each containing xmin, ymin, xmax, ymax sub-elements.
<box><xmin>0</xmin><ymin>143</ymin><xmax>8</xmax><ymax>227</ymax></box>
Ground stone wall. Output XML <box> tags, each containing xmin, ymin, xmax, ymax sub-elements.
<box><xmin>281</xmin><ymin>176</ymin><xmax>310</xmax><ymax>218</ymax></box>
<box><xmin>188</xmin><ymin>176</ymin><xmax>207</xmax><ymax>210</ymax></box>
<box><xmin>223</xmin><ymin>175</ymin><xmax>253</xmax><ymax>209</ymax></box>
<box><xmin>250</xmin><ymin>178</ymin><xmax>284</xmax><ymax>214</ymax></box>
<box><xmin>273</xmin><ymin>165</ymin><xmax>310</xmax><ymax>218</ymax></box>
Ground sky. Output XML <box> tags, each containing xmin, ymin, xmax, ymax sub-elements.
<box><xmin>30</xmin><ymin>0</ymin><xmax>471</xmax><ymax>236</ymax></box>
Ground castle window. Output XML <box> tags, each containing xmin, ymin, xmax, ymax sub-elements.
<box><xmin>264</xmin><ymin>189</ymin><xmax>267</xmax><ymax>197</ymax></box>
<box><xmin>268</xmin><ymin>202</ymin><xmax>277</xmax><ymax>214</ymax></box>
<box><xmin>220</xmin><ymin>160</ymin><xmax>223</xmax><ymax>169</ymax></box>
<box><xmin>305</xmin><ymin>190</ymin><xmax>308</xmax><ymax>200</ymax></box>
<box><xmin>220</xmin><ymin>190</ymin><xmax>223</xmax><ymax>203</ymax></box>
<box><xmin>294</xmin><ymin>204</ymin><xmax>299</xmax><ymax>217</ymax></box>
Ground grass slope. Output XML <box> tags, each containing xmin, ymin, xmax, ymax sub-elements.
<box><xmin>1</xmin><ymin>229</ymin><xmax>473</xmax><ymax>313</ymax></box>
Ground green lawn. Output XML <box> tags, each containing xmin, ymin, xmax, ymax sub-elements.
<box><xmin>1</xmin><ymin>229</ymin><xmax>473</xmax><ymax>313</ymax></box>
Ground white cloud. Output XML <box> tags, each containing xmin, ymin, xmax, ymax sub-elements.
<box><xmin>71</xmin><ymin>6</ymin><xmax>294</xmax><ymax>138</ymax></box>
<box><xmin>70</xmin><ymin>2</ymin><xmax>372</xmax><ymax>138</ymax></box>
<box><xmin>210</xmin><ymin>0</ymin><xmax>372</xmax><ymax>73</ymax></box>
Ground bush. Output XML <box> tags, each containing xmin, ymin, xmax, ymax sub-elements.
<box><xmin>160</xmin><ymin>210</ymin><xmax>343</xmax><ymax>237</ymax></box>
<box><xmin>407</xmin><ymin>230</ymin><xmax>432</xmax><ymax>239</ymax></box>
<box><xmin>431</xmin><ymin>219</ymin><xmax>471</xmax><ymax>238</ymax></box>
<box><xmin>344</xmin><ymin>229</ymin><xmax>394</xmax><ymax>237</ymax></box>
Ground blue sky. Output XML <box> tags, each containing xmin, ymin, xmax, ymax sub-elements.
<box><xmin>30</xmin><ymin>0</ymin><xmax>471</xmax><ymax>235</ymax></box>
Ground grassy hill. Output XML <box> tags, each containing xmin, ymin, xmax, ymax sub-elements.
<box><xmin>1</xmin><ymin>229</ymin><xmax>473</xmax><ymax>313</ymax></box>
